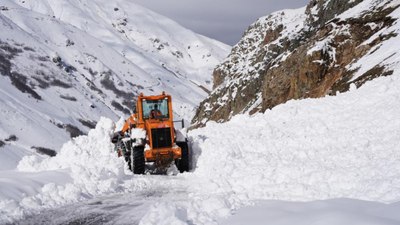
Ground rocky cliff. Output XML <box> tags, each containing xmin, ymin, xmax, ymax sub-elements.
<box><xmin>192</xmin><ymin>0</ymin><xmax>400</xmax><ymax>127</ymax></box>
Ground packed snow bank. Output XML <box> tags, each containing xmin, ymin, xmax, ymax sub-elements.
<box><xmin>188</xmin><ymin>74</ymin><xmax>400</xmax><ymax>221</ymax></box>
<box><xmin>0</xmin><ymin>170</ymin><xmax>70</xmax><ymax>203</ymax></box>
<box><xmin>221</xmin><ymin>199</ymin><xmax>400</xmax><ymax>225</ymax></box>
<box><xmin>17</xmin><ymin>117</ymin><xmax>127</xmax><ymax>190</ymax></box>
<box><xmin>0</xmin><ymin>118</ymin><xmax>130</xmax><ymax>222</ymax></box>
<box><xmin>0</xmin><ymin>170</ymin><xmax>71</xmax><ymax>221</ymax></box>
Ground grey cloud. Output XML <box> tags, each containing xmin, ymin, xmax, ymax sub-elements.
<box><xmin>131</xmin><ymin>0</ymin><xmax>309</xmax><ymax>45</ymax></box>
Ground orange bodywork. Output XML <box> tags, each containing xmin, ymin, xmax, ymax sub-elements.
<box><xmin>120</xmin><ymin>92</ymin><xmax>182</xmax><ymax>164</ymax></box>
<box><xmin>121</xmin><ymin>115</ymin><xmax>136</xmax><ymax>134</ymax></box>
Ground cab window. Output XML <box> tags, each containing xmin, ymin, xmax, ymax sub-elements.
<box><xmin>142</xmin><ymin>98</ymin><xmax>169</xmax><ymax>119</ymax></box>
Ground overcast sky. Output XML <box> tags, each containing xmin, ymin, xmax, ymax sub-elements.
<box><xmin>131</xmin><ymin>0</ymin><xmax>309</xmax><ymax>46</ymax></box>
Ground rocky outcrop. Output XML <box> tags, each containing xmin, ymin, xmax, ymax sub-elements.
<box><xmin>192</xmin><ymin>0</ymin><xmax>400</xmax><ymax>128</ymax></box>
<box><xmin>305</xmin><ymin>0</ymin><xmax>364</xmax><ymax>28</ymax></box>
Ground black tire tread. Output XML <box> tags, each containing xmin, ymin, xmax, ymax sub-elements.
<box><xmin>176</xmin><ymin>141</ymin><xmax>189</xmax><ymax>173</ymax></box>
<box><xmin>132</xmin><ymin>145</ymin><xmax>145</xmax><ymax>174</ymax></box>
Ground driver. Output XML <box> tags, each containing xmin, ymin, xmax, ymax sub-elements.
<box><xmin>150</xmin><ymin>104</ymin><xmax>162</xmax><ymax>118</ymax></box>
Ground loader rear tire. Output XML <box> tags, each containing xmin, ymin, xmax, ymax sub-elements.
<box><xmin>131</xmin><ymin>146</ymin><xmax>145</xmax><ymax>174</ymax></box>
<box><xmin>176</xmin><ymin>141</ymin><xmax>189</xmax><ymax>173</ymax></box>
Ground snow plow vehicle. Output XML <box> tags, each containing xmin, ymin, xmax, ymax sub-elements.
<box><xmin>111</xmin><ymin>92</ymin><xmax>189</xmax><ymax>174</ymax></box>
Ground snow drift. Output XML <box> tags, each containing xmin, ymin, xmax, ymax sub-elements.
<box><xmin>1</xmin><ymin>0</ymin><xmax>400</xmax><ymax>224</ymax></box>
<box><xmin>1</xmin><ymin>73</ymin><xmax>399</xmax><ymax>224</ymax></box>
<box><xmin>1</xmin><ymin>118</ymin><xmax>126</xmax><ymax>221</ymax></box>
<box><xmin>191</xmin><ymin>75</ymin><xmax>400</xmax><ymax>205</ymax></box>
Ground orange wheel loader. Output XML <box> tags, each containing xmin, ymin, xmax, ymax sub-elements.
<box><xmin>111</xmin><ymin>92</ymin><xmax>189</xmax><ymax>174</ymax></box>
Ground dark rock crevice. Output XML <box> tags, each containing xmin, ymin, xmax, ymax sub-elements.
<box><xmin>31</xmin><ymin>146</ymin><xmax>57</xmax><ymax>157</ymax></box>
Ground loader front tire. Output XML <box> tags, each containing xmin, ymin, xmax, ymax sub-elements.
<box><xmin>176</xmin><ymin>141</ymin><xmax>189</xmax><ymax>173</ymax></box>
<box><xmin>131</xmin><ymin>145</ymin><xmax>145</xmax><ymax>174</ymax></box>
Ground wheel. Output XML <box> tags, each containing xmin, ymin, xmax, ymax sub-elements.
<box><xmin>176</xmin><ymin>141</ymin><xmax>189</xmax><ymax>173</ymax></box>
<box><xmin>131</xmin><ymin>145</ymin><xmax>145</xmax><ymax>174</ymax></box>
<box><xmin>120</xmin><ymin>141</ymin><xmax>131</xmax><ymax>170</ymax></box>
<box><xmin>124</xmin><ymin>151</ymin><xmax>131</xmax><ymax>171</ymax></box>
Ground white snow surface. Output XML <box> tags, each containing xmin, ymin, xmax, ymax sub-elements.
<box><xmin>192</xmin><ymin>74</ymin><xmax>400</xmax><ymax>204</ymax></box>
<box><xmin>2</xmin><ymin>0</ymin><xmax>400</xmax><ymax>224</ymax></box>
<box><xmin>222</xmin><ymin>199</ymin><xmax>400</xmax><ymax>225</ymax></box>
<box><xmin>1</xmin><ymin>71</ymin><xmax>399</xmax><ymax>224</ymax></box>
<box><xmin>0</xmin><ymin>0</ymin><xmax>230</xmax><ymax>170</ymax></box>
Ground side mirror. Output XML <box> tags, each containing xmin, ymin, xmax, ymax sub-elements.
<box><xmin>132</xmin><ymin>105</ymin><xmax>137</xmax><ymax>114</ymax></box>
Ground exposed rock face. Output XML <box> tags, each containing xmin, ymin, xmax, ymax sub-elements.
<box><xmin>305</xmin><ymin>0</ymin><xmax>364</xmax><ymax>28</ymax></box>
<box><xmin>192</xmin><ymin>0</ymin><xmax>400</xmax><ymax>127</ymax></box>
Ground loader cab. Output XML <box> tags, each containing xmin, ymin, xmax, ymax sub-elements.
<box><xmin>136</xmin><ymin>92</ymin><xmax>174</xmax><ymax>123</ymax></box>
<box><xmin>135</xmin><ymin>92</ymin><xmax>178</xmax><ymax>158</ymax></box>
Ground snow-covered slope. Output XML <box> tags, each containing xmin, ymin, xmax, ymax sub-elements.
<box><xmin>0</xmin><ymin>0</ymin><xmax>230</xmax><ymax>169</ymax></box>
<box><xmin>1</xmin><ymin>67</ymin><xmax>399</xmax><ymax>224</ymax></box>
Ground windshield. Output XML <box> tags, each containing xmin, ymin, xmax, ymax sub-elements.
<box><xmin>142</xmin><ymin>98</ymin><xmax>169</xmax><ymax>119</ymax></box>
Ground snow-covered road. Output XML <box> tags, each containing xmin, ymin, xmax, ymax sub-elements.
<box><xmin>16</xmin><ymin>194</ymin><xmax>151</xmax><ymax>225</ymax></box>
<box><xmin>14</xmin><ymin>195</ymin><xmax>400</xmax><ymax>225</ymax></box>
<box><xmin>14</xmin><ymin>176</ymin><xmax>189</xmax><ymax>225</ymax></box>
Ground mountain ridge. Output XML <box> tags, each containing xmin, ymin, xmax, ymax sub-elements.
<box><xmin>192</xmin><ymin>0</ymin><xmax>400</xmax><ymax>127</ymax></box>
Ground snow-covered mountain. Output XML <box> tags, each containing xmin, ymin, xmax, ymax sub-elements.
<box><xmin>1</xmin><ymin>55</ymin><xmax>400</xmax><ymax>225</ymax></box>
<box><xmin>1</xmin><ymin>0</ymin><xmax>400</xmax><ymax>224</ymax></box>
<box><xmin>192</xmin><ymin>0</ymin><xmax>400</xmax><ymax>127</ymax></box>
<box><xmin>0</xmin><ymin>0</ymin><xmax>230</xmax><ymax>168</ymax></box>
